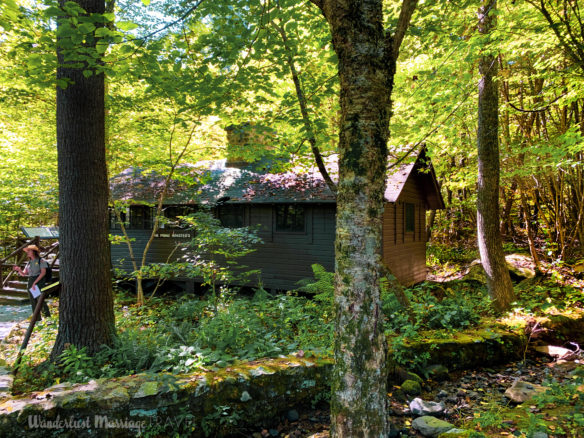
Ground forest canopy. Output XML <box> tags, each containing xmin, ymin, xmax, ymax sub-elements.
<box><xmin>1</xmin><ymin>0</ymin><xmax>582</xmax><ymax>266</ymax></box>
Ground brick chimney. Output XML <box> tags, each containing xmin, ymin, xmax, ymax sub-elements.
<box><xmin>224</xmin><ymin>123</ymin><xmax>273</xmax><ymax>168</ymax></box>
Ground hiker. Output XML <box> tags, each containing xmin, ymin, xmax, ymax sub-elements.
<box><xmin>13</xmin><ymin>244</ymin><xmax>51</xmax><ymax>318</ymax></box>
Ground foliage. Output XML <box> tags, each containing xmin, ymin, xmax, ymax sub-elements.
<box><xmin>59</xmin><ymin>345</ymin><xmax>98</xmax><ymax>383</ymax></box>
<box><xmin>296</xmin><ymin>263</ymin><xmax>335</xmax><ymax>304</ymax></box>
<box><xmin>179</xmin><ymin>209</ymin><xmax>263</xmax><ymax>303</ymax></box>
<box><xmin>382</xmin><ymin>281</ymin><xmax>493</xmax><ymax>370</ymax></box>
<box><xmin>201</xmin><ymin>405</ymin><xmax>242</xmax><ymax>437</ymax></box>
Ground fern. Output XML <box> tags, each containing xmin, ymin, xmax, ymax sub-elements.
<box><xmin>296</xmin><ymin>264</ymin><xmax>334</xmax><ymax>304</ymax></box>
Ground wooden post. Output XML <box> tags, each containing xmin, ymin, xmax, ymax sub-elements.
<box><xmin>12</xmin><ymin>291</ymin><xmax>47</xmax><ymax>376</ymax></box>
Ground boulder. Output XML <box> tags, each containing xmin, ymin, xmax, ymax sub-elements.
<box><xmin>424</xmin><ymin>364</ymin><xmax>450</xmax><ymax>381</ymax></box>
<box><xmin>409</xmin><ymin>398</ymin><xmax>445</xmax><ymax>417</ymax></box>
<box><xmin>461</xmin><ymin>254</ymin><xmax>536</xmax><ymax>284</ymax></box>
<box><xmin>534</xmin><ymin>345</ymin><xmax>576</xmax><ymax>360</ymax></box>
<box><xmin>438</xmin><ymin>429</ymin><xmax>473</xmax><ymax>438</ymax></box>
<box><xmin>401</xmin><ymin>379</ymin><xmax>422</xmax><ymax>396</ymax></box>
<box><xmin>504</xmin><ymin>380</ymin><xmax>546</xmax><ymax>403</ymax></box>
<box><xmin>412</xmin><ymin>416</ymin><xmax>456</xmax><ymax>437</ymax></box>
<box><xmin>505</xmin><ymin>254</ymin><xmax>536</xmax><ymax>280</ymax></box>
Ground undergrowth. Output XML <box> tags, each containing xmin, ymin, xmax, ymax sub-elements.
<box><xmin>9</xmin><ymin>259</ymin><xmax>584</xmax><ymax>392</ymax></box>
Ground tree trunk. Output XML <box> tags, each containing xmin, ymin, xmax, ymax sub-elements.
<box><xmin>309</xmin><ymin>0</ymin><xmax>417</xmax><ymax>436</ymax></box>
<box><xmin>476</xmin><ymin>0</ymin><xmax>515</xmax><ymax>312</ymax></box>
<box><xmin>51</xmin><ymin>0</ymin><xmax>115</xmax><ymax>359</ymax></box>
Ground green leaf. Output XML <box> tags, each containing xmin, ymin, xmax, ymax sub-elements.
<box><xmin>56</xmin><ymin>78</ymin><xmax>69</xmax><ymax>89</ymax></box>
<box><xmin>82</xmin><ymin>69</ymin><xmax>93</xmax><ymax>78</ymax></box>
<box><xmin>43</xmin><ymin>6</ymin><xmax>63</xmax><ymax>17</ymax></box>
<box><xmin>94</xmin><ymin>27</ymin><xmax>111</xmax><ymax>37</ymax></box>
<box><xmin>141</xmin><ymin>0</ymin><xmax>151</xmax><ymax>5</ymax></box>
<box><xmin>78</xmin><ymin>22</ymin><xmax>96</xmax><ymax>34</ymax></box>
<box><xmin>117</xmin><ymin>21</ymin><xmax>138</xmax><ymax>31</ymax></box>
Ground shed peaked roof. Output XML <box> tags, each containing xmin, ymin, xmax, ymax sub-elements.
<box><xmin>110</xmin><ymin>149</ymin><xmax>444</xmax><ymax>209</ymax></box>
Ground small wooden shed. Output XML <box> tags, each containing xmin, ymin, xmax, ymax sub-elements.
<box><xmin>109</xmin><ymin>149</ymin><xmax>444</xmax><ymax>290</ymax></box>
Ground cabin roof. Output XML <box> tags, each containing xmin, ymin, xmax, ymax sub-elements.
<box><xmin>110</xmin><ymin>149</ymin><xmax>444</xmax><ymax>209</ymax></box>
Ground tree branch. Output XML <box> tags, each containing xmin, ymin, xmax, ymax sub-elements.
<box><xmin>507</xmin><ymin>93</ymin><xmax>565</xmax><ymax>113</ymax></box>
<box><xmin>390</xmin><ymin>0</ymin><xmax>419</xmax><ymax>60</ymax></box>
<box><xmin>271</xmin><ymin>18</ymin><xmax>337</xmax><ymax>194</ymax></box>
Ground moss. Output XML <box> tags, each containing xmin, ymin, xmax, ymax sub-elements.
<box><xmin>401</xmin><ymin>379</ymin><xmax>422</xmax><ymax>395</ymax></box>
<box><xmin>438</xmin><ymin>430</ymin><xmax>473</xmax><ymax>437</ymax></box>
<box><xmin>405</xmin><ymin>371</ymin><xmax>423</xmax><ymax>384</ymax></box>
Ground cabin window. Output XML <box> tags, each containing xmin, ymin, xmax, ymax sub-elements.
<box><xmin>163</xmin><ymin>205</ymin><xmax>196</xmax><ymax>228</ymax></box>
<box><xmin>275</xmin><ymin>205</ymin><xmax>305</xmax><ymax>232</ymax></box>
<box><xmin>218</xmin><ymin>205</ymin><xmax>245</xmax><ymax>228</ymax></box>
<box><xmin>405</xmin><ymin>203</ymin><xmax>415</xmax><ymax>233</ymax></box>
<box><xmin>129</xmin><ymin>206</ymin><xmax>154</xmax><ymax>229</ymax></box>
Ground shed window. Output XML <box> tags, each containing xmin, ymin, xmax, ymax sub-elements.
<box><xmin>405</xmin><ymin>203</ymin><xmax>415</xmax><ymax>233</ymax></box>
<box><xmin>218</xmin><ymin>205</ymin><xmax>245</xmax><ymax>228</ymax></box>
<box><xmin>275</xmin><ymin>205</ymin><xmax>305</xmax><ymax>232</ymax></box>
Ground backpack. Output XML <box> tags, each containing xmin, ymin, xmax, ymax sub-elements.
<box><xmin>41</xmin><ymin>259</ymin><xmax>53</xmax><ymax>283</ymax></box>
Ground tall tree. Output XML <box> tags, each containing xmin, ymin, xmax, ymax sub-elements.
<box><xmin>476</xmin><ymin>0</ymin><xmax>514</xmax><ymax>312</ymax></box>
<box><xmin>51</xmin><ymin>0</ymin><xmax>115</xmax><ymax>358</ymax></box>
<box><xmin>307</xmin><ymin>0</ymin><xmax>417</xmax><ymax>436</ymax></box>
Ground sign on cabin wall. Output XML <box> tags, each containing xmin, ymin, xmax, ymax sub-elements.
<box><xmin>155</xmin><ymin>230</ymin><xmax>193</xmax><ymax>239</ymax></box>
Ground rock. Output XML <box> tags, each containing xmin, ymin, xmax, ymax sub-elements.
<box><xmin>406</xmin><ymin>371</ymin><xmax>424</xmax><ymax>384</ymax></box>
<box><xmin>436</xmin><ymin>390</ymin><xmax>448</xmax><ymax>399</ymax></box>
<box><xmin>286</xmin><ymin>409</ymin><xmax>299</xmax><ymax>422</ymax></box>
<box><xmin>461</xmin><ymin>261</ymin><xmax>487</xmax><ymax>283</ymax></box>
<box><xmin>240</xmin><ymin>391</ymin><xmax>252</xmax><ymax>402</ymax></box>
<box><xmin>462</xmin><ymin>254</ymin><xmax>535</xmax><ymax>284</ymax></box>
<box><xmin>269</xmin><ymin>428</ymin><xmax>279</xmax><ymax>436</ymax></box>
<box><xmin>534</xmin><ymin>345</ymin><xmax>575</xmax><ymax>360</ymax></box>
<box><xmin>424</xmin><ymin>364</ymin><xmax>449</xmax><ymax>381</ymax></box>
<box><xmin>438</xmin><ymin>429</ymin><xmax>473</xmax><ymax>437</ymax></box>
<box><xmin>409</xmin><ymin>398</ymin><xmax>445</xmax><ymax>416</ymax></box>
<box><xmin>412</xmin><ymin>416</ymin><xmax>456</xmax><ymax>437</ymax></box>
<box><xmin>467</xmin><ymin>391</ymin><xmax>480</xmax><ymax>400</ymax></box>
<box><xmin>0</xmin><ymin>372</ymin><xmax>12</xmax><ymax>393</ymax></box>
<box><xmin>504</xmin><ymin>380</ymin><xmax>546</xmax><ymax>403</ymax></box>
<box><xmin>401</xmin><ymin>379</ymin><xmax>422</xmax><ymax>396</ymax></box>
<box><xmin>133</xmin><ymin>381</ymin><xmax>159</xmax><ymax>398</ymax></box>
<box><xmin>531</xmin><ymin>432</ymin><xmax>548</xmax><ymax>438</ymax></box>
<box><xmin>505</xmin><ymin>254</ymin><xmax>536</xmax><ymax>280</ymax></box>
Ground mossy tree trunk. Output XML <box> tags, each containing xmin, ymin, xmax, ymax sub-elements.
<box><xmin>477</xmin><ymin>0</ymin><xmax>515</xmax><ymax>312</ymax></box>
<box><xmin>308</xmin><ymin>0</ymin><xmax>418</xmax><ymax>436</ymax></box>
<box><xmin>51</xmin><ymin>0</ymin><xmax>116</xmax><ymax>359</ymax></box>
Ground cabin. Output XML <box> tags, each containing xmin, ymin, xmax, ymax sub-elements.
<box><xmin>109</xmin><ymin>148</ymin><xmax>444</xmax><ymax>291</ymax></box>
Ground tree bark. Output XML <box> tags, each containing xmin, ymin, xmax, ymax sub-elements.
<box><xmin>309</xmin><ymin>0</ymin><xmax>417</xmax><ymax>436</ymax></box>
<box><xmin>51</xmin><ymin>0</ymin><xmax>116</xmax><ymax>359</ymax></box>
<box><xmin>476</xmin><ymin>0</ymin><xmax>515</xmax><ymax>312</ymax></box>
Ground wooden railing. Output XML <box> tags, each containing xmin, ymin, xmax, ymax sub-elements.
<box><xmin>1</xmin><ymin>237</ymin><xmax>60</xmax><ymax>290</ymax></box>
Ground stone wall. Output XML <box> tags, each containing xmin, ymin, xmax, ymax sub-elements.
<box><xmin>0</xmin><ymin>356</ymin><xmax>332</xmax><ymax>437</ymax></box>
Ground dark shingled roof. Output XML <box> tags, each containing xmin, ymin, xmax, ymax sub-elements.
<box><xmin>110</xmin><ymin>149</ymin><xmax>444</xmax><ymax>209</ymax></box>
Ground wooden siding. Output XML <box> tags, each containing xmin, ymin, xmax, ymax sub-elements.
<box><xmin>238</xmin><ymin>205</ymin><xmax>335</xmax><ymax>290</ymax></box>
<box><xmin>110</xmin><ymin>205</ymin><xmax>336</xmax><ymax>291</ymax></box>
<box><xmin>382</xmin><ymin>178</ymin><xmax>428</xmax><ymax>285</ymax></box>
<box><xmin>110</xmin><ymin>191</ymin><xmax>429</xmax><ymax>290</ymax></box>
<box><xmin>110</xmin><ymin>229</ymin><xmax>193</xmax><ymax>273</ymax></box>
